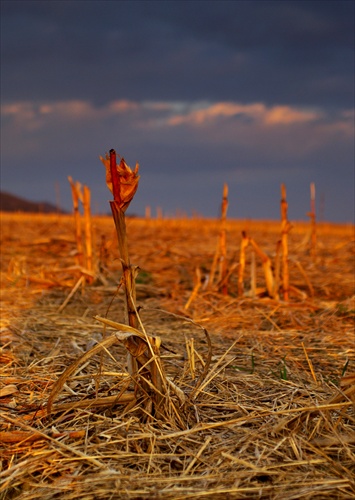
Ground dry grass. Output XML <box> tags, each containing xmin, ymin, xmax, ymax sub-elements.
<box><xmin>1</xmin><ymin>213</ymin><xmax>354</xmax><ymax>499</ymax></box>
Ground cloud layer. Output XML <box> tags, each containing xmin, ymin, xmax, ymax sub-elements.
<box><xmin>1</xmin><ymin>1</ymin><xmax>354</xmax><ymax>221</ymax></box>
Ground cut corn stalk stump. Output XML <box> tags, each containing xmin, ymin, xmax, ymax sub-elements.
<box><xmin>236</xmin><ymin>185</ymin><xmax>313</xmax><ymax>301</ymax></box>
<box><xmin>209</xmin><ymin>183</ymin><xmax>229</xmax><ymax>294</ymax></box>
<box><xmin>58</xmin><ymin>178</ymin><xmax>95</xmax><ymax>312</ymax></box>
<box><xmin>68</xmin><ymin>176</ymin><xmax>85</xmax><ymax>268</ymax></box>
<box><xmin>238</xmin><ymin>230</ymin><xmax>250</xmax><ymax>296</ymax></box>
<box><xmin>280</xmin><ymin>183</ymin><xmax>291</xmax><ymax>301</ymax></box>
<box><xmin>308</xmin><ymin>181</ymin><xmax>317</xmax><ymax>260</ymax></box>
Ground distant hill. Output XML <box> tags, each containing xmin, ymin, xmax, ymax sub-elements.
<box><xmin>0</xmin><ymin>191</ymin><xmax>66</xmax><ymax>213</ymax></box>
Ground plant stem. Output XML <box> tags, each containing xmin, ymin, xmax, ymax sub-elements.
<box><xmin>109</xmin><ymin>200</ymin><xmax>138</xmax><ymax>330</ymax></box>
<box><xmin>238</xmin><ymin>231</ymin><xmax>249</xmax><ymax>296</ymax></box>
<box><xmin>110</xmin><ymin>149</ymin><xmax>121</xmax><ymax>204</ymax></box>
<box><xmin>281</xmin><ymin>183</ymin><xmax>290</xmax><ymax>301</ymax></box>
<box><xmin>218</xmin><ymin>183</ymin><xmax>229</xmax><ymax>294</ymax></box>
<box><xmin>68</xmin><ymin>176</ymin><xmax>84</xmax><ymax>267</ymax></box>
<box><xmin>309</xmin><ymin>182</ymin><xmax>317</xmax><ymax>260</ymax></box>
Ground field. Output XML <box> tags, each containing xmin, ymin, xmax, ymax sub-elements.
<box><xmin>1</xmin><ymin>212</ymin><xmax>354</xmax><ymax>499</ymax></box>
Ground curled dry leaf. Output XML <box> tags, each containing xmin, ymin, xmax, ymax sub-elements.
<box><xmin>100</xmin><ymin>153</ymin><xmax>140</xmax><ymax>211</ymax></box>
<box><xmin>0</xmin><ymin>384</ymin><xmax>18</xmax><ymax>397</ymax></box>
<box><xmin>46</xmin><ymin>317</ymin><xmax>165</xmax><ymax>415</ymax></box>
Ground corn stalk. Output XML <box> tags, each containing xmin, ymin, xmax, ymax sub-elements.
<box><xmin>308</xmin><ymin>182</ymin><xmax>317</xmax><ymax>260</ymax></box>
<box><xmin>280</xmin><ymin>184</ymin><xmax>291</xmax><ymax>301</ymax></box>
<box><xmin>249</xmin><ymin>238</ymin><xmax>278</xmax><ymax>299</ymax></box>
<box><xmin>68</xmin><ymin>176</ymin><xmax>84</xmax><ymax>268</ymax></box>
<box><xmin>100</xmin><ymin>149</ymin><xmax>172</xmax><ymax>421</ymax></box>
<box><xmin>209</xmin><ymin>183</ymin><xmax>229</xmax><ymax>293</ymax></box>
<box><xmin>238</xmin><ymin>230</ymin><xmax>250</xmax><ymax>296</ymax></box>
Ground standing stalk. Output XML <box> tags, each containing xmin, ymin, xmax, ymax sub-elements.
<box><xmin>218</xmin><ymin>183</ymin><xmax>229</xmax><ymax>294</ymax></box>
<box><xmin>101</xmin><ymin>149</ymin><xmax>169</xmax><ymax>414</ymax></box>
<box><xmin>250</xmin><ymin>249</ymin><xmax>256</xmax><ymax>298</ymax></box>
<box><xmin>280</xmin><ymin>184</ymin><xmax>290</xmax><ymax>301</ymax></box>
<box><xmin>209</xmin><ymin>183</ymin><xmax>229</xmax><ymax>293</ymax></box>
<box><xmin>309</xmin><ymin>182</ymin><xmax>317</xmax><ymax>261</ymax></box>
<box><xmin>238</xmin><ymin>231</ymin><xmax>249</xmax><ymax>296</ymax></box>
<box><xmin>83</xmin><ymin>185</ymin><xmax>93</xmax><ymax>279</ymax></box>
<box><xmin>274</xmin><ymin>239</ymin><xmax>282</xmax><ymax>296</ymax></box>
<box><xmin>108</xmin><ymin>149</ymin><xmax>139</xmax><ymax>330</ymax></box>
<box><xmin>104</xmin><ymin>149</ymin><xmax>140</xmax><ymax>385</ymax></box>
<box><xmin>109</xmin><ymin>200</ymin><xmax>138</xmax><ymax>329</ymax></box>
<box><xmin>68</xmin><ymin>176</ymin><xmax>84</xmax><ymax>268</ymax></box>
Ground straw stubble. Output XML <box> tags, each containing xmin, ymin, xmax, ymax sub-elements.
<box><xmin>1</xmin><ymin>210</ymin><xmax>354</xmax><ymax>499</ymax></box>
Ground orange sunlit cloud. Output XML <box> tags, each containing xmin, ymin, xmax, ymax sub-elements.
<box><xmin>2</xmin><ymin>99</ymin><xmax>352</xmax><ymax>148</ymax></box>
<box><xmin>165</xmin><ymin>102</ymin><xmax>322</xmax><ymax>126</ymax></box>
<box><xmin>2</xmin><ymin>99</ymin><xmax>346</xmax><ymax>131</ymax></box>
<box><xmin>263</xmin><ymin>106</ymin><xmax>321</xmax><ymax>125</ymax></box>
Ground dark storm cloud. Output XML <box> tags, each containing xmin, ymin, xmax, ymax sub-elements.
<box><xmin>1</xmin><ymin>1</ymin><xmax>354</xmax><ymax>221</ymax></box>
<box><xmin>1</xmin><ymin>0</ymin><xmax>353</xmax><ymax>107</ymax></box>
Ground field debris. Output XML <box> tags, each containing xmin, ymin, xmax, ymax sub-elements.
<box><xmin>1</xmin><ymin>212</ymin><xmax>354</xmax><ymax>499</ymax></box>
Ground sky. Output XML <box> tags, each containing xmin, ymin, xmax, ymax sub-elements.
<box><xmin>1</xmin><ymin>0</ymin><xmax>354</xmax><ymax>221</ymax></box>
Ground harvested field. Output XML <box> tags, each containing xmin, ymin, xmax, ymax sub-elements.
<box><xmin>1</xmin><ymin>212</ymin><xmax>354</xmax><ymax>499</ymax></box>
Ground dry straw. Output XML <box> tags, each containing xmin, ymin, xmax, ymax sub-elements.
<box><xmin>0</xmin><ymin>170</ymin><xmax>354</xmax><ymax>498</ymax></box>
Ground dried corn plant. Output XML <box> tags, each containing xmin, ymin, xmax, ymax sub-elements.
<box><xmin>308</xmin><ymin>181</ymin><xmax>317</xmax><ymax>260</ymax></box>
<box><xmin>57</xmin><ymin>178</ymin><xmax>95</xmax><ymax>312</ymax></box>
<box><xmin>68</xmin><ymin>176</ymin><xmax>85</xmax><ymax>268</ymax></box>
<box><xmin>100</xmin><ymin>149</ymin><xmax>140</xmax><ymax>331</ymax></box>
<box><xmin>280</xmin><ymin>183</ymin><xmax>291</xmax><ymax>300</ymax></box>
<box><xmin>238</xmin><ymin>230</ymin><xmax>250</xmax><ymax>296</ymax></box>
<box><xmin>209</xmin><ymin>183</ymin><xmax>229</xmax><ymax>293</ymax></box>
<box><xmin>67</xmin><ymin>177</ymin><xmax>94</xmax><ymax>277</ymax></box>
<box><xmin>47</xmin><ymin>149</ymin><xmax>212</xmax><ymax>428</ymax></box>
